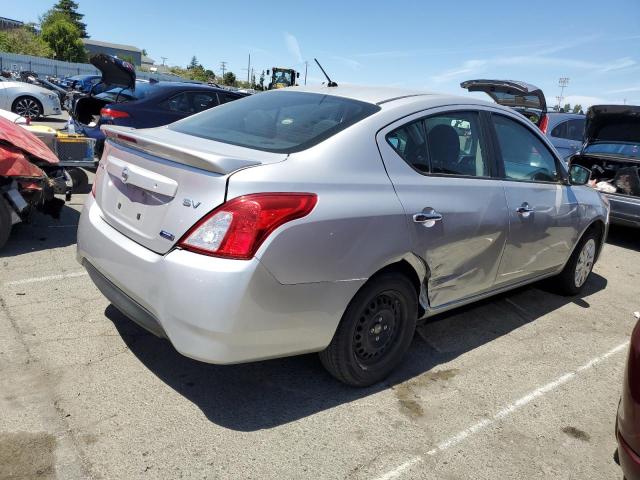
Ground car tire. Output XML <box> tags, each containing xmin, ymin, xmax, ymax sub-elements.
<box><xmin>0</xmin><ymin>196</ymin><xmax>12</xmax><ymax>250</ymax></box>
<box><xmin>553</xmin><ymin>229</ymin><xmax>600</xmax><ymax>296</ymax></box>
<box><xmin>319</xmin><ymin>273</ymin><xmax>418</xmax><ymax>387</ymax></box>
<box><xmin>67</xmin><ymin>167</ymin><xmax>89</xmax><ymax>193</ymax></box>
<box><xmin>12</xmin><ymin>96</ymin><xmax>43</xmax><ymax>119</ymax></box>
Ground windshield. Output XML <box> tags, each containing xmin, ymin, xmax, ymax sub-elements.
<box><xmin>96</xmin><ymin>82</ymin><xmax>155</xmax><ymax>103</ymax></box>
<box><xmin>584</xmin><ymin>142</ymin><xmax>640</xmax><ymax>159</ymax></box>
<box><xmin>169</xmin><ymin>91</ymin><xmax>380</xmax><ymax>153</ymax></box>
<box><xmin>274</xmin><ymin>70</ymin><xmax>292</xmax><ymax>85</ymax></box>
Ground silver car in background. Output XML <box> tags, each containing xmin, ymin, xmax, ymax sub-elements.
<box><xmin>77</xmin><ymin>85</ymin><xmax>609</xmax><ymax>386</ymax></box>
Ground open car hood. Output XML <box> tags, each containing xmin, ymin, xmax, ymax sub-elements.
<box><xmin>461</xmin><ymin>79</ymin><xmax>547</xmax><ymax>112</ymax></box>
<box><xmin>584</xmin><ymin>105</ymin><xmax>640</xmax><ymax>145</ymax></box>
<box><xmin>90</xmin><ymin>53</ymin><xmax>136</xmax><ymax>91</ymax></box>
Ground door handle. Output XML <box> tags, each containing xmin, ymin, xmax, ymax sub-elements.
<box><xmin>516</xmin><ymin>203</ymin><xmax>534</xmax><ymax>217</ymax></box>
<box><xmin>413</xmin><ymin>209</ymin><xmax>443</xmax><ymax>226</ymax></box>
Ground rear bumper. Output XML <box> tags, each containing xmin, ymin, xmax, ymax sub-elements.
<box><xmin>77</xmin><ymin>195</ymin><xmax>363</xmax><ymax>364</ymax></box>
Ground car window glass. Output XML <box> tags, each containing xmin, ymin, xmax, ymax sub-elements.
<box><xmin>160</xmin><ymin>92</ymin><xmax>191</xmax><ymax>113</ymax></box>
<box><xmin>550</xmin><ymin>121</ymin><xmax>567</xmax><ymax>139</ymax></box>
<box><xmin>169</xmin><ymin>91</ymin><xmax>380</xmax><ymax>153</ymax></box>
<box><xmin>424</xmin><ymin>111</ymin><xmax>489</xmax><ymax>177</ymax></box>
<box><xmin>191</xmin><ymin>92</ymin><xmax>217</xmax><ymax>113</ymax></box>
<box><xmin>493</xmin><ymin>115</ymin><xmax>559</xmax><ymax>183</ymax></box>
<box><xmin>566</xmin><ymin>119</ymin><xmax>585</xmax><ymax>141</ymax></box>
<box><xmin>217</xmin><ymin>93</ymin><xmax>238</xmax><ymax>104</ymax></box>
<box><xmin>386</xmin><ymin>120</ymin><xmax>428</xmax><ymax>172</ymax></box>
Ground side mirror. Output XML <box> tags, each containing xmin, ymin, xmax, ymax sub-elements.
<box><xmin>569</xmin><ymin>164</ymin><xmax>591</xmax><ymax>185</ymax></box>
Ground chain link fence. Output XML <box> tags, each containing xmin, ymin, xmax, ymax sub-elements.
<box><xmin>0</xmin><ymin>51</ymin><xmax>184</xmax><ymax>82</ymax></box>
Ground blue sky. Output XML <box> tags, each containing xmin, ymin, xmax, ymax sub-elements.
<box><xmin>6</xmin><ymin>0</ymin><xmax>640</xmax><ymax>106</ymax></box>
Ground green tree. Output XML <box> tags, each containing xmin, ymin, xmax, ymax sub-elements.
<box><xmin>572</xmin><ymin>104</ymin><xmax>583</xmax><ymax>114</ymax></box>
<box><xmin>188</xmin><ymin>56</ymin><xmax>199</xmax><ymax>69</ymax></box>
<box><xmin>41</xmin><ymin>11</ymin><xmax>87</xmax><ymax>62</ymax></box>
<box><xmin>259</xmin><ymin>70</ymin><xmax>265</xmax><ymax>90</ymax></box>
<box><xmin>50</xmin><ymin>0</ymin><xmax>88</xmax><ymax>38</ymax></box>
<box><xmin>223</xmin><ymin>71</ymin><xmax>236</xmax><ymax>86</ymax></box>
<box><xmin>142</xmin><ymin>48</ymin><xmax>148</xmax><ymax>56</ymax></box>
<box><xmin>563</xmin><ymin>103</ymin><xmax>571</xmax><ymax>113</ymax></box>
<box><xmin>0</xmin><ymin>28</ymin><xmax>54</xmax><ymax>58</ymax></box>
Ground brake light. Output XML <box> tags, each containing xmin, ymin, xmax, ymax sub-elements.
<box><xmin>539</xmin><ymin>114</ymin><xmax>549</xmax><ymax>134</ymax></box>
<box><xmin>178</xmin><ymin>193</ymin><xmax>317</xmax><ymax>259</ymax></box>
<box><xmin>100</xmin><ymin>108</ymin><xmax>130</xmax><ymax>119</ymax></box>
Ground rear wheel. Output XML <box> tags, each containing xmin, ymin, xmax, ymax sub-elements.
<box><xmin>319</xmin><ymin>273</ymin><xmax>417</xmax><ymax>387</ymax></box>
<box><xmin>12</xmin><ymin>96</ymin><xmax>43</xmax><ymax>119</ymax></box>
<box><xmin>553</xmin><ymin>229</ymin><xmax>599</xmax><ymax>296</ymax></box>
<box><xmin>0</xmin><ymin>196</ymin><xmax>13</xmax><ymax>250</ymax></box>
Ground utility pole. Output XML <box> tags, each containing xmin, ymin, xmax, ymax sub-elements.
<box><xmin>220</xmin><ymin>61</ymin><xmax>228</xmax><ymax>77</ymax></box>
<box><xmin>247</xmin><ymin>54</ymin><xmax>251</xmax><ymax>84</ymax></box>
<box><xmin>160</xmin><ymin>57</ymin><xmax>167</xmax><ymax>66</ymax></box>
<box><xmin>304</xmin><ymin>60</ymin><xmax>308</xmax><ymax>85</ymax></box>
<box><xmin>557</xmin><ymin>77</ymin><xmax>569</xmax><ymax>110</ymax></box>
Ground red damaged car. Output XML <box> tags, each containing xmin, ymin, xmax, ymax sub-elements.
<box><xmin>0</xmin><ymin>116</ymin><xmax>64</xmax><ymax>249</ymax></box>
<box><xmin>616</xmin><ymin>317</ymin><xmax>640</xmax><ymax>479</ymax></box>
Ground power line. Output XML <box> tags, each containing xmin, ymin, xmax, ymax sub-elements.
<box><xmin>557</xmin><ymin>77</ymin><xmax>569</xmax><ymax>110</ymax></box>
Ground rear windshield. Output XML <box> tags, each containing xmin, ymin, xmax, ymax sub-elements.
<box><xmin>96</xmin><ymin>82</ymin><xmax>155</xmax><ymax>103</ymax></box>
<box><xmin>168</xmin><ymin>91</ymin><xmax>380</xmax><ymax>153</ymax></box>
<box><xmin>585</xmin><ymin>143</ymin><xmax>640</xmax><ymax>159</ymax></box>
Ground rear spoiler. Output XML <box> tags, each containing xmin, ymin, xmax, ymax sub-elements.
<box><xmin>102</xmin><ymin>125</ymin><xmax>261</xmax><ymax>175</ymax></box>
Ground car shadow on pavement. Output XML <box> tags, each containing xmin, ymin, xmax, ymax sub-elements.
<box><xmin>0</xmin><ymin>205</ymin><xmax>80</xmax><ymax>257</ymax></box>
<box><xmin>607</xmin><ymin>225</ymin><xmax>639</xmax><ymax>252</ymax></box>
<box><xmin>106</xmin><ymin>273</ymin><xmax>607</xmax><ymax>432</ymax></box>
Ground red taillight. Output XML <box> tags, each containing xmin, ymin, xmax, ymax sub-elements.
<box><xmin>178</xmin><ymin>193</ymin><xmax>318</xmax><ymax>260</ymax></box>
<box><xmin>539</xmin><ymin>114</ymin><xmax>549</xmax><ymax>134</ymax></box>
<box><xmin>100</xmin><ymin>107</ymin><xmax>130</xmax><ymax>119</ymax></box>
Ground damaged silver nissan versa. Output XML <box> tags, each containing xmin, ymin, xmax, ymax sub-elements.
<box><xmin>77</xmin><ymin>85</ymin><xmax>609</xmax><ymax>386</ymax></box>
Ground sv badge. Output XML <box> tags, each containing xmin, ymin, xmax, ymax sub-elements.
<box><xmin>183</xmin><ymin>199</ymin><xmax>201</xmax><ymax>209</ymax></box>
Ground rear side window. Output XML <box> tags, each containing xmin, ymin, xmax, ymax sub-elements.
<box><xmin>169</xmin><ymin>91</ymin><xmax>380</xmax><ymax>153</ymax></box>
<box><xmin>386</xmin><ymin>111</ymin><xmax>489</xmax><ymax>177</ymax></box>
<box><xmin>160</xmin><ymin>92</ymin><xmax>218</xmax><ymax>113</ymax></box>
<box><xmin>493</xmin><ymin>115</ymin><xmax>559</xmax><ymax>183</ymax></box>
<box><xmin>551</xmin><ymin>119</ymin><xmax>585</xmax><ymax>141</ymax></box>
<box><xmin>217</xmin><ymin>92</ymin><xmax>239</xmax><ymax>104</ymax></box>
<box><xmin>386</xmin><ymin>120</ymin><xmax>428</xmax><ymax>172</ymax></box>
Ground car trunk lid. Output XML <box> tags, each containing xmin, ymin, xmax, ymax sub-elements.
<box><xmin>90</xmin><ymin>53</ymin><xmax>136</xmax><ymax>92</ymax></box>
<box><xmin>95</xmin><ymin>125</ymin><xmax>287</xmax><ymax>254</ymax></box>
<box><xmin>584</xmin><ymin>104</ymin><xmax>640</xmax><ymax>147</ymax></box>
<box><xmin>461</xmin><ymin>79</ymin><xmax>547</xmax><ymax>124</ymax></box>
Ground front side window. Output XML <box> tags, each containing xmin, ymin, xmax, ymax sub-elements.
<box><xmin>493</xmin><ymin>114</ymin><xmax>559</xmax><ymax>183</ymax></box>
<box><xmin>169</xmin><ymin>91</ymin><xmax>380</xmax><ymax>153</ymax></box>
<box><xmin>425</xmin><ymin>111</ymin><xmax>489</xmax><ymax>177</ymax></box>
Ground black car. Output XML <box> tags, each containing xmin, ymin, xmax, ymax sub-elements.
<box><xmin>71</xmin><ymin>54</ymin><xmax>247</xmax><ymax>157</ymax></box>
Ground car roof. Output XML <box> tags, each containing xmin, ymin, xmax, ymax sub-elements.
<box><xmin>284</xmin><ymin>84</ymin><xmax>510</xmax><ymax>114</ymax></box>
<box><xmin>142</xmin><ymin>81</ymin><xmax>245</xmax><ymax>94</ymax></box>
<box><xmin>288</xmin><ymin>84</ymin><xmax>431</xmax><ymax>105</ymax></box>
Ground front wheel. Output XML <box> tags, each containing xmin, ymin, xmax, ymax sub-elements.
<box><xmin>12</xmin><ymin>96</ymin><xmax>43</xmax><ymax>119</ymax></box>
<box><xmin>319</xmin><ymin>273</ymin><xmax>417</xmax><ymax>387</ymax></box>
<box><xmin>553</xmin><ymin>230</ymin><xmax>599</xmax><ymax>296</ymax></box>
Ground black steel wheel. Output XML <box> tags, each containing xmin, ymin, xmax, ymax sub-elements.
<box><xmin>320</xmin><ymin>272</ymin><xmax>417</xmax><ymax>387</ymax></box>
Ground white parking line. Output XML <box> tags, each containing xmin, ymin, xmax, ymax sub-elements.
<box><xmin>372</xmin><ymin>341</ymin><xmax>629</xmax><ymax>480</ymax></box>
<box><xmin>3</xmin><ymin>271</ymin><xmax>88</xmax><ymax>286</ymax></box>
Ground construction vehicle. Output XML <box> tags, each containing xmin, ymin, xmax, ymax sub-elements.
<box><xmin>266</xmin><ymin>67</ymin><xmax>300</xmax><ymax>89</ymax></box>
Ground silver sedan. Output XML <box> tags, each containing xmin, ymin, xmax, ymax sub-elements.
<box><xmin>77</xmin><ymin>85</ymin><xmax>608</xmax><ymax>386</ymax></box>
